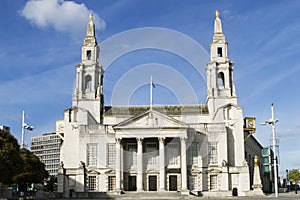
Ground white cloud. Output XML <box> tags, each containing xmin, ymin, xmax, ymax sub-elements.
<box><xmin>20</xmin><ymin>0</ymin><xmax>106</xmax><ymax>37</ymax></box>
<box><xmin>278</xmin><ymin>128</ymin><xmax>300</xmax><ymax>138</ymax></box>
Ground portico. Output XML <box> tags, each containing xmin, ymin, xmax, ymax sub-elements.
<box><xmin>113</xmin><ymin>110</ymin><xmax>189</xmax><ymax>193</ymax></box>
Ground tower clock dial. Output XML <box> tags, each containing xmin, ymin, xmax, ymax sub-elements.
<box><xmin>248</xmin><ymin>121</ymin><xmax>253</xmax><ymax>128</ymax></box>
<box><xmin>58</xmin><ymin>124</ymin><xmax>64</xmax><ymax>131</ymax></box>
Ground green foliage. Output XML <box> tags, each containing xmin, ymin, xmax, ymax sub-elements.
<box><xmin>289</xmin><ymin>169</ymin><xmax>300</xmax><ymax>184</ymax></box>
<box><xmin>13</xmin><ymin>148</ymin><xmax>49</xmax><ymax>184</ymax></box>
<box><xmin>45</xmin><ymin>176</ymin><xmax>57</xmax><ymax>192</ymax></box>
<box><xmin>0</xmin><ymin>129</ymin><xmax>23</xmax><ymax>185</ymax></box>
<box><xmin>0</xmin><ymin>129</ymin><xmax>49</xmax><ymax>187</ymax></box>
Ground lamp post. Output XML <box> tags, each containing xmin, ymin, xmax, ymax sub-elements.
<box><xmin>261</xmin><ymin>103</ymin><xmax>279</xmax><ymax>197</ymax></box>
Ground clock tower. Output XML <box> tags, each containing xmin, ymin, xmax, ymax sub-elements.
<box><xmin>73</xmin><ymin>14</ymin><xmax>104</xmax><ymax>123</ymax></box>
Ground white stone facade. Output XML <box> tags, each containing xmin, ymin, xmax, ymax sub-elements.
<box><xmin>58</xmin><ymin>13</ymin><xmax>251</xmax><ymax>197</ymax></box>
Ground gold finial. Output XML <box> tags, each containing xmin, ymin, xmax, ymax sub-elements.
<box><xmin>89</xmin><ymin>13</ymin><xmax>93</xmax><ymax>21</ymax></box>
<box><xmin>216</xmin><ymin>10</ymin><xmax>220</xmax><ymax>19</ymax></box>
<box><xmin>254</xmin><ymin>155</ymin><xmax>259</xmax><ymax>167</ymax></box>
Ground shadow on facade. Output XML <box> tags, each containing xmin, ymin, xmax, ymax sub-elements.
<box><xmin>227</xmin><ymin>127</ymin><xmax>235</xmax><ymax>166</ymax></box>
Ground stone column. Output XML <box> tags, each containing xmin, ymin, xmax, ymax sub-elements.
<box><xmin>180</xmin><ymin>137</ymin><xmax>188</xmax><ymax>194</ymax></box>
<box><xmin>137</xmin><ymin>137</ymin><xmax>144</xmax><ymax>191</ymax></box>
<box><xmin>159</xmin><ymin>137</ymin><xmax>166</xmax><ymax>191</ymax></box>
<box><xmin>115</xmin><ymin>138</ymin><xmax>122</xmax><ymax>193</ymax></box>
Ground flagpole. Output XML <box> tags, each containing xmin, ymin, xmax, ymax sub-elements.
<box><xmin>21</xmin><ymin>110</ymin><xmax>25</xmax><ymax>149</ymax></box>
<box><xmin>150</xmin><ymin>76</ymin><xmax>153</xmax><ymax>110</ymax></box>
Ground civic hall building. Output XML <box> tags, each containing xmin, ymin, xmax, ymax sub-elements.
<box><xmin>58</xmin><ymin>12</ymin><xmax>253</xmax><ymax>197</ymax></box>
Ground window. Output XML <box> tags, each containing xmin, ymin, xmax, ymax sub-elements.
<box><xmin>210</xmin><ymin>175</ymin><xmax>218</xmax><ymax>190</ymax></box>
<box><xmin>88</xmin><ymin>176</ymin><xmax>97</xmax><ymax>191</ymax></box>
<box><xmin>87</xmin><ymin>143</ymin><xmax>98</xmax><ymax>166</ymax></box>
<box><xmin>217</xmin><ymin>72</ymin><xmax>225</xmax><ymax>87</ymax></box>
<box><xmin>107</xmin><ymin>143</ymin><xmax>116</xmax><ymax>166</ymax></box>
<box><xmin>85</xmin><ymin>75</ymin><xmax>92</xmax><ymax>90</ymax></box>
<box><xmin>146</xmin><ymin>143</ymin><xmax>158</xmax><ymax>166</ymax></box>
<box><xmin>217</xmin><ymin>47</ymin><xmax>222</xmax><ymax>57</ymax></box>
<box><xmin>188</xmin><ymin>143</ymin><xmax>198</xmax><ymax>165</ymax></box>
<box><xmin>208</xmin><ymin>142</ymin><xmax>218</xmax><ymax>165</ymax></box>
<box><xmin>127</xmin><ymin>143</ymin><xmax>137</xmax><ymax>168</ymax></box>
<box><xmin>87</xmin><ymin>50</ymin><xmax>92</xmax><ymax>60</ymax></box>
<box><xmin>108</xmin><ymin>176</ymin><xmax>116</xmax><ymax>191</ymax></box>
<box><xmin>167</xmin><ymin>143</ymin><xmax>179</xmax><ymax>166</ymax></box>
<box><xmin>189</xmin><ymin>176</ymin><xmax>198</xmax><ymax>191</ymax></box>
<box><xmin>262</xmin><ymin>148</ymin><xmax>270</xmax><ymax>156</ymax></box>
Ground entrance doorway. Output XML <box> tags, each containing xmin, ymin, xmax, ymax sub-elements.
<box><xmin>148</xmin><ymin>175</ymin><xmax>157</xmax><ymax>191</ymax></box>
<box><xmin>128</xmin><ymin>176</ymin><xmax>136</xmax><ymax>191</ymax></box>
<box><xmin>169</xmin><ymin>175</ymin><xmax>178</xmax><ymax>191</ymax></box>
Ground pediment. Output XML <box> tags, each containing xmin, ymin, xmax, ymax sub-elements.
<box><xmin>114</xmin><ymin>110</ymin><xmax>188</xmax><ymax>130</ymax></box>
<box><xmin>190</xmin><ymin>166</ymin><xmax>202</xmax><ymax>174</ymax></box>
<box><xmin>86</xmin><ymin>169</ymin><xmax>100</xmax><ymax>174</ymax></box>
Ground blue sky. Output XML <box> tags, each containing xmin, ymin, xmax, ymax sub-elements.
<box><xmin>1</xmin><ymin>0</ymin><xmax>300</xmax><ymax>175</ymax></box>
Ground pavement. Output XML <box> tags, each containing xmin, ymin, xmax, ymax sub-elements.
<box><xmin>2</xmin><ymin>191</ymin><xmax>299</xmax><ymax>200</ymax></box>
<box><xmin>55</xmin><ymin>191</ymin><xmax>300</xmax><ymax>200</ymax></box>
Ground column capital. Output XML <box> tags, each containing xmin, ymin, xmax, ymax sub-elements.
<box><xmin>136</xmin><ymin>137</ymin><xmax>144</xmax><ymax>144</ymax></box>
<box><xmin>158</xmin><ymin>137</ymin><xmax>165</xmax><ymax>143</ymax></box>
<box><xmin>180</xmin><ymin>137</ymin><xmax>187</xmax><ymax>143</ymax></box>
<box><xmin>115</xmin><ymin>137</ymin><xmax>122</xmax><ymax>144</ymax></box>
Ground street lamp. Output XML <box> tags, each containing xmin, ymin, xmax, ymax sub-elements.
<box><xmin>261</xmin><ymin>103</ymin><xmax>279</xmax><ymax>197</ymax></box>
<box><xmin>21</xmin><ymin>110</ymin><xmax>34</xmax><ymax>149</ymax></box>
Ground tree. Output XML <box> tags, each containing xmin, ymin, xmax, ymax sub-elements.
<box><xmin>45</xmin><ymin>176</ymin><xmax>57</xmax><ymax>192</ymax></box>
<box><xmin>0</xmin><ymin>129</ymin><xmax>23</xmax><ymax>186</ymax></box>
<box><xmin>289</xmin><ymin>169</ymin><xmax>300</xmax><ymax>194</ymax></box>
<box><xmin>13</xmin><ymin>148</ymin><xmax>49</xmax><ymax>191</ymax></box>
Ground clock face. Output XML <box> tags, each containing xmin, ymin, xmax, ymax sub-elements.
<box><xmin>248</xmin><ymin>121</ymin><xmax>253</xmax><ymax>128</ymax></box>
<box><xmin>58</xmin><ymin>124</ymin><xmax>64</xmax><ymax>130</ymax></box>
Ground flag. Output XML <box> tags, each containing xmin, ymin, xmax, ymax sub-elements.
<box><xmin>23</xmin><ymin>123</ymin><xmax>34</xmax><ymax>131</ymax></box>
<box><xmin>152</xmin><ymin>82</ymin><xmax>155</xmax><ymax>88</ymax></box>
<box><xmin>151</xmin><ymin>77</ymin><xmax>155</xmax><ymax>88</ymax></box>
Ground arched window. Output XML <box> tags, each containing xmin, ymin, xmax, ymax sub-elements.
<box><xmin>85</xmin><ymin>75</ymin><xmax>92</xmax><ymax>90</ymax></box>
<box><xmin>86</xmin><ymin>50</ymin><xmax>92</xmax><ymax>60</ymax></box>
<box><xmin>217</xmin><ymin>72</ymin><xmax>225</xmax><ymax>87</ymax></box>
<box><xmin>217</xmin><ymin>47</ymin><xmax>222</xmax><ymax>57</ymax></box>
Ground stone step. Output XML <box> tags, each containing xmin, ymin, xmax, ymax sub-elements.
<box><xmin>109</xmin><ymin>191</ymin><xmax>195</xmax><ymax>199</ymax></box>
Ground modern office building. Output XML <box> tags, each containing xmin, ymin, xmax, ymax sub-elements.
<box><xmin>31</xmin><ymin>131</ymin><xmax>62</xmax><ymax>176</ymax></box>
<box><xmin>0</xmin><ymin>125</ymin><xmax>10</xmax><ymax>132</ymax></box>
<box><xmin>57</xmin><ymin>11</ymin><xmax>261</xmax><ymax>198</ymax></box>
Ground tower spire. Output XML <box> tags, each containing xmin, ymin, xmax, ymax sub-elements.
<box><xmin>84</xmin><ymin>13</ymin><xmax>97</xmax><ymax>45</ymax></box>
<box><xmin>214</xmin><ymin>10</ymin><xmax>223</xmax><ymax>34</ymax></box>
